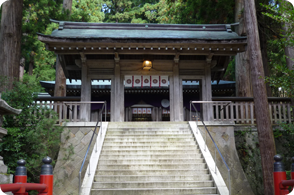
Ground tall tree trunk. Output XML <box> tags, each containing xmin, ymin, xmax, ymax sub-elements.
<box><xmin>235</xmin><ymin>0</ymin><xmax>253</xmax><ymax>97</ymax></box>
<box><xmin>54</xmin><ymin>0</ymin><xmax>72</xmax><ymax>97</ymax></box>
<box><xmin>281</xmin><ymin>0</ymin><xmax>294</xmax><ymax>105</ymax></box>
<box><xmin>63</xmin><ymin>0</ymin><xmax>72</xmax><ymax>11</ymax></box>
<box><xmin>244</xmin><ymin>1</ymin><xmax>276</xmax><ymax>195</ymax></box>
<box><xmin>54</xmin><ymin>56</ymin><xmax>66</xmax><ymax>97</ymax></box>
<box><xmin>259</xmin><ymin>26</ymin><xmax>272</xmax><ymax>96</ymax></box>
<box><xmin>283</xmin><ymin>22</ymin><xmax>294</xmax><ymax>106</ymax></box>
<box><xmin>29</xmin><ymin>51</ymin><xmax>35</xmax><ymax>75</ymax></box>
<box><xmin>0</xmin><ymin>0</ymin><xmax>23</xmax><ymax>92</ymax></box>
<box><xmin>19</xmin><ymin>57</ymin><xmax>25</xmax><ymax>81</ymax></box>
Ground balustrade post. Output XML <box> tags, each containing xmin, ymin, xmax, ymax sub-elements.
<box><xmin>14</xmin><ymin>159</ymin><xmax>28</xmax><ymax>195</ymax></box>
<box><xmin>274</xmin><ymin>154</ymin><xmax>288</xmax><ymax>195</ymax></box>
<box><xmin>39</xmin><ymin>157</ymin><xmax>53</xmax><ymax>195</ymax></box>
<box><xmin>291</xmin><ymin>157</ymin><xmax>294</xmax><ymax>180</ymax></box>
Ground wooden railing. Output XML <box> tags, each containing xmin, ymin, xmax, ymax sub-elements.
<box><xmin>34</xmin><ymin>97</ymin><xmax>107</xmax><ymax>124</ymax></box>
<box><xmin>34</xmin><ymin>97</ymin><xmax>293</xmax><ymax>124</ymax></box>
<box><xmin>212</xmin><ymin>97</ymin><xmax>293</xmax><ymax>124</ymax></box>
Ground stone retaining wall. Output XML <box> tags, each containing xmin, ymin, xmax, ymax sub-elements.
<box><xmin>198</xmin><ymin>122</ymin><xmax>254</xmax><ymax>195</ymax></box>
<box><xmin>53</xmin><ymin>122</ymin><xmax>98</xmax><ymax>195</ymax></box>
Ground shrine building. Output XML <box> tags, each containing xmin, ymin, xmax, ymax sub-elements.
<box><xmin>38</xmin><ymin>20</ymin><xmax>247</xmax><ymax>122</ymax></box>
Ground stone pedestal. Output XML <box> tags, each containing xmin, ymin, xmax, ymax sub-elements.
<box><xmin>0</xmin><ymin>128</ymin><xmax>13</xmax><ymax>187</ymax></box>
<box><xmin>0</xmin><ymin>97</ymin><xmax>21</xmax><ymax>188</ymax></box>
<box><xmin>0</xmin><ymin>128</ymin><xmax>8</xmax><ymax>175</ymax></box>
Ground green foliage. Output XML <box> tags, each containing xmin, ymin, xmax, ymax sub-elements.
<box><xmin>261</xmin><ymin>1</ymin><xmax>294</xmax><ymax>97</ymax></box>
<box><xmin>21</xmin><ymin>0</ymin><xmax>65</xmax><ymax>81</ymax></box>
<box><xmin>265</xmin><ymin>60</ymin><xmax>294</xmax><ymax>97</ymax></box>
<box><xmin>261</xmin><ymin>1</ymin><xmax>294</xmax><ymax>25</ymax></box>
<box><xmin>0</xmin><ymin>75</ymin><xmax>63</xmax><ymax>183</ymax></box>
<box><xmin>223</xmin><ymin>57</ymin><xmax>235</xmax><ymax>81</ymax></box>
<box><xmin>71</xmin><ymin>0</ymin><xmax>105</xmax><ymax>22</ymax></box>
<box><xmin>274</xmin><ymin>123</ymin><xmax>294</xmax><ymax>171</ymax></box>
<box><xmin>163</xmin><ymin>0</ymin><xmax>235</xmax><ymax>24</ymax></box>
<box><xmin>21</xmin><ymin>0</ymin><xmax>106</xmax><ymax>83</ymax></box>
<box><xmin>235</xmin><ymin>131</ymin><xmax>264</xmax><ymax>195</ymax></box>
<box><xmin>104</xmin><ymin>0</ymin><xmax>160</xmax><ymax>23</ymax></box>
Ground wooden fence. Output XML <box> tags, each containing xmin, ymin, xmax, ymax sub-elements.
<box><xmin>35</xmin><ymin>97</ymin><xmax>293</xmax><ymax>125</ymax></box>
<box><xmin>212</xmin><ymin>98</ymin><xmax>293</xmax><ymax>124</ymax></box>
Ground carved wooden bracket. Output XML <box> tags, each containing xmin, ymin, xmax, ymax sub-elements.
<box><xmin>114</xmin><ymin>52</ymin><xmax>120</xmax><ymax>64</ymax></box>
<box><xmin>80</xmin><ymin>52</ymin><xmax>87</xmax><ymax>64</ymax></box>
<box><xmin>75</xmin><ymin>59</ymin><xmax>82</xmax><ymax>68</ymax></box>
<box><xmin>174</xmin><ymin>53</ymin><xmax>180</xmax><ymax>64</ymax></box>
<box><xmin>206</xmin><ymin>53</ymin><xmax>214</xmax><ymax>64</ymax></box>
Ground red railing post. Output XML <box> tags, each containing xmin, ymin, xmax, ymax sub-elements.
<box><xmin>291</xmin><ymin>157</ymin><xmax>294</xmax><ymax>180</ymax></box>
<box><xmin>38</xmin><ymin>157</ymin><xmax>53</xmax><ymax>195</ymax></box>
<box><xmin>13</xmin><ymin>159</ymin><xmax>28</xmax><ymax>195</ymax></box>
<box><xmin>274</xmin><ymin>155</ymin><xmax>289</xmax><ymax>195</ymax></box>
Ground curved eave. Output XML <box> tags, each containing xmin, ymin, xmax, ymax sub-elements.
<box><xmin>0</xmin><ymin>100</ymin><xmax>22</xmax><ymax>115</ymax></box>
<box><xmin>37</xmin><ymin>33</ymin><xmax>246</xmax><ymax>43</ymax></box>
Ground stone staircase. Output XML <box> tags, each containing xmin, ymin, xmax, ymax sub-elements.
<box><xmin>91</xmin><ymin>122</ymin><xmax>219</xmax><ymax>195</ymax></box>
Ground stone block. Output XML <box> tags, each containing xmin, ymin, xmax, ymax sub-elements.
<box><xmin>72</xmin><ymin>156</ymin><xmax>83</xmax><ymax>168</ymax></box>
<box><xmin>64</xmin><ymin>162</ymin><xmax>75</xmax><ymax>177</ymax></box>
<box><xmin>69</xmin><ymin>166</ymin><xmax>80</xmax><ymax>182</ymax></box>
<box><xmin>0</xmin><ymin>159</ymin><xmax>7</xmax><ymax>174</ymax></box>
<box><xmin>0</xmin><ymin>173</ymin><xmax>12</xmax><ymax>184</ymax></box>
<box><xmin>64</xmin><ymin>177</ymin><xmax>78</xmax><ymax>195</ymax></box>
<box><xmin>75</xmin><ymin>131</ymin><xmax>84</xmax><ymax>141</ymax></box>
<box><xmin>70</xmin><ymin>127</ymin><xmax>80</xmax><ymax>135</ymax></box>
<box><xmin>80</xmin><ymin>127</ymin><xmax>92</xmax><ymax>135</ymax></box>
<box><xmin>74</xmin><ymin>143</ymin><xmax>86</xmax><ymax>156</ymax></box>
<box><xmin>81</xmin><ymin>131</ymin><xmax>93</xmax><ymax>145</ymax></box>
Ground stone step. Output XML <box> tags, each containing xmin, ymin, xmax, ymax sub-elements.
<box><xmin>96</xmin><ymin>169</ymin><xmax>209</xmax><ymax>176</ymax></box>
<box><xmin>106</xmin><ymin>134</ymin><xmax>193</xmax><ymax>138</ymax></box>
<box><xmin>94</xmin><ymin>175</ymin><xmax>212</xmax><ymax>182</ymax></box>
<box><xmin>102</xmin><ymin>145</ymin><xmax>198</xmax><ymax>150</ymax></box>
<box><xmin>107</xmin><ymin>128</ymin><xmax>190</xmax><ymax>131</ymax></box>
<box><xmin>101</xmin><ymin>149</ymin><xmax>200</xmax><ymax>155</ymax></box>
<box><xmin>92</xmin><ymin>181</ymin><xmax>215</xmax><ymax>188</ymax></box>
<box><xmin>108</xmin><ymin>122</ymin><xmax>188</xmax><ymax>127</ymax></box>
<box><xmin>107</xmin><ymin>126</ymin><xmax>190</xmax><ymax>129</ymax></box>
<box><xmin>106</xmin><ymin>130</ymin><xmax>191</xmax><ymax>135</ymax></box>
<box><xmin>98</xmin><ymin>158</ymin><xmax>204</xmax><ymax>165</ymax></box>
<box><xmin>108</xmin><ymin>125</ymin><xmax>190</xmax><ymax>128</ymax></box>
<box><xmin>91</xmin><ymin>187</ymin><xmax>218</xmax><ymax>195</ymax></box>
<box><xmin>102</xmin><ymin>141</ymin><xmax>197</xmax><ymax>146</ymax></box>
<box><xmin>104</xmin><ymin>137</ymin><xmax>195</xmax><ymax>142</ymax></box>
<box><xmin>99</xmin><ymin>154</ymin><xmax>203</xmax><ymax>160</ymax></box>
<box><xmin>90</xmin><ymin>122</ymin><xmax>218</xmax><ymax>195</ymax></box>
<box><xmin>97</xmin><ymin>163</ymin><xmax>207</xmax><ymax>170</ymax></box>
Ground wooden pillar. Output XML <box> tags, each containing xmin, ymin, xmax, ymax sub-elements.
<box><xmin>125</xmin><ymin>107</ymin><xmax>128</xmax><ymax>121</ymax></box>
<box><xmin>80</xmin><ymin>54</ymin><xmax>91</xmax><ymax>122</ymax></box>
<box><xmin>170</xmin><ymin>53</ymin><xmax>183</xmax><ymax>121</ymax></box>
<box><xmin>159</xmin><ymin>107</ymin><xmax>162</xmax><ymax>121</ymax></box>
<box><xmin>112</xmin><ymin>53</ymin><xmax>124</xmax><ymax>122</ymax></box>
<box><xmin>110</xmin><ymin>77</ymin><xmax>114</xmax><ymax>121</ymax></box>
<box><xmin>202</xmin><ymin>64</ymin><xmax>213</xmax><ymax>121</ymax></box>
<box><xmin>169</xmin><ymin>76</ymin><xmax>174</xmax><ymax>121</ymax></box>
<box><xmin>128</xmin><ymin>107</ymin><xmax>132</xmax><ymax>121</ymax></box>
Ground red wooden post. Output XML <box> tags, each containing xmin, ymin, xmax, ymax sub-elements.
<box><xmin>291</xmin><ymin>157</ymin><xmax>294</xmax><ymax>180</ymax></box>
<box><xmin>13</xmin><ymin>159</ymin><xmax>28</xmax><ymax>195</ymax></box>
<box><xmin>274</xmin><ymin>155</ymin><xmax>289</xmax><ymax>195</ymax></box>
<box><xmin>38</xmin><ymin>157</ymin><xmax>53</xmax><ymax>195</ymax></box>
<box><xmin>14</xmin><ymin>159</ymin><xmax>27</xmax><ymax>184</ymax></box>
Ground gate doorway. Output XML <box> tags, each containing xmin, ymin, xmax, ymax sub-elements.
<box><xmin>124</xmin><ymin>88</ymin><xmax>170</xmax><ymax>122</ymax></box>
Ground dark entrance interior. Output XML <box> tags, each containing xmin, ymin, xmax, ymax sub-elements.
<box><xmin>182</xmin><ymin>80</ymin><xmax>201</xmax><ymax>121</ymax></box>
<box><xmin>125</xmin><ymin>88</ymin><xmax>170</xmax><ymax>121</ymax></box>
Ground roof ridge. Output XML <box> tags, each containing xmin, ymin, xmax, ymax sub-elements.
<box><xmin>49</xmin><ymin>19</ymin><xmax>236</xmax><ymax>32</ymax></box>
